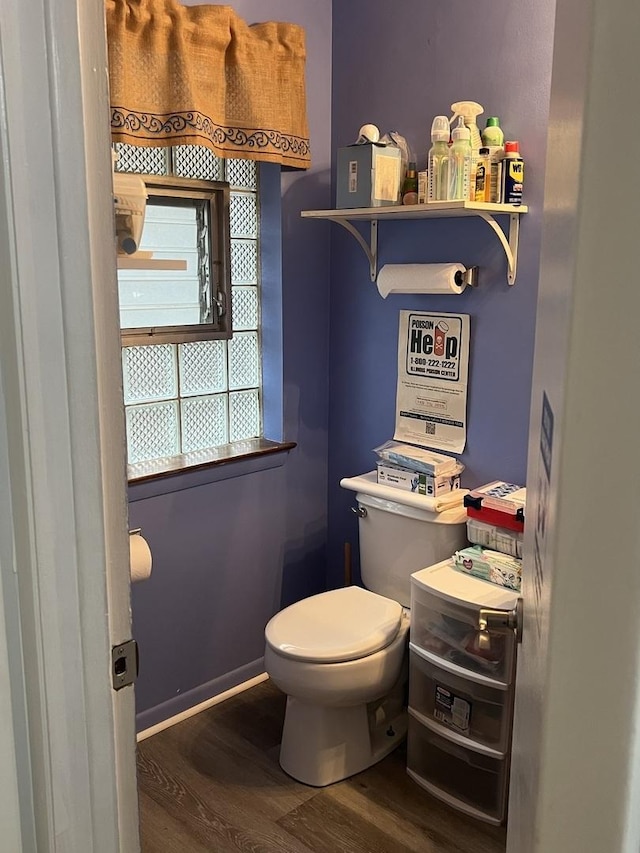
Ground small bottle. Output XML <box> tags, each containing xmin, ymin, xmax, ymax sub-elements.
<box><xmin>487</xmin><ymin>146</ymin><xmax>505</xmax><ymax>203</ymax></box>
<box><xmin>402</xmin><ymin>162</ymin><xmax>419</xmax><ymax>205</ymax></box>
<box><xmin>417</xmin><ymin>170</ymin><xmax>428</xmax><ymax>204</ymax></box>
<box><xmin>427</xmin><ymin>116</ymin><xmax>450</xmax><ymax>202</ymax></box>
<box><xmin>474</xmin><ymin>147</ymin><xmax>491</xmax><ymax>202</ymax></box>
<box><xmin>447</xmin><ymin>116</ymin><xmax>472</xmax><ymax>201</ymax></box>
<box><xmin>482</xmin><ymin>117</ymin><xmax>505</xmax><ymax>202</ymax></box>
<box><xmin>501</xmin><ymin>141</ymin><xmax>524</xmax><ymax>205</ymax></box>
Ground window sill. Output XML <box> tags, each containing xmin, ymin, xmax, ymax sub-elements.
<box><xmin>127</xmin><ymin>438</ymin><xmax>296</xmax><ymax>501</ymax></box>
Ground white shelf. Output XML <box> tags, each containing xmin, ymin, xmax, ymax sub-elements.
<box><xmin>117</xmin><ymin>254</ymin><xmax>187</xmax><ymax>271</ymax></box>
<box><xmin>301</xmin><ymin>201</ymin><xmax>528</xmax><ymax>285</ymax></box>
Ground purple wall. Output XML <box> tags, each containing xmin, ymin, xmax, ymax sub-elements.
<box><xmin>130</xmin><ymin>0</ymin><xmax>333</xmax><ymax>729</ymax></box>
<box><xmin>129</xmin><ymin>0</ymin><xmax>559</xmax><ymax>729</ymax></box>
<box><xmin>327</xmin><ymin>0</ymin><xmax>556</xmax><ymax>587</ymax></box>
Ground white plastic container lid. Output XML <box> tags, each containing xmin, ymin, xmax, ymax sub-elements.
<box><xmin>412</xmin><ymin>559</ymin><xmax>519</xmax><ymax>610</ymax></box>
<box><xmin>265</xmin><ymin>586</ymin><xmax>402</xmax><ymax>663</ymax></box>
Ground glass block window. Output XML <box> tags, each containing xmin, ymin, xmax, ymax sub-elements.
<box><xmin>119</xmin><ymin>146</ymin><xmax>262</xmax><ymax>465</ymax></box>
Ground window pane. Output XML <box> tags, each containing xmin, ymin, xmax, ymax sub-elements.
<box><xmin>230</xmin><ymin>192</ymin><xmax>257</xmax><ymax>239</ymax></box>
<box><xmin>226</xmin><ymin>158</ymin><xmax>257</xmax><ymax>190</ymax></box>
<box><xmin>229</xmin><ymin>389</ymin><xmax>261</xmax><ymax>441</ymax></box>
<box><xmin>228</xmin><ymin>331</ymin><xmax>260</xmax><ymax>390</ymax></box>
<box><xmin>181</xmin><ymin>394</ymin><xmax>228</xmax><ymax>451</ymax></box>
<box><xmin>178</xmin><ymin>341</ymin><xmax>227</xmax><ymax>396</ymax></box>
<box><xmin>230</xmin><ymin>239</ymin><xmax>258</xmax><ymax>285</ymax></box>
<box><xmin>118</xmin><ymin>201</ymin><xmax>203</xmax><ymax>328</ymax></box>
<box><xmin>231</xmin><ymin>287</ymin><xmax>259</xmax><ymax>331</ymax></box>
<box><xmin>122</xmin><ymin>344</ymin><xmax>177</xmax><ymax>403</ymax></box>
<box><xmin>114</xmin><ymin>143</ymin><xmax>168</xmax><ymax>176</ymax></box>
<box><xmin>173</xmin><ymin>145</ymin><xmax>223</xmax><ymax>181</ymax></box>
<box><xmin>126</xmin><ymin>401</ymin><xmax>180</xmax><ymax>462</ymax></box>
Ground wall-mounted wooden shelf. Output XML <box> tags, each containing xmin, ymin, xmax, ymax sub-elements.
<box><xmin>301</xmin><ymin>201</ymin><xmax>528</xmax><ymax>285</ymax></box>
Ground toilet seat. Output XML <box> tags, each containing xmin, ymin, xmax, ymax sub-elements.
<box><xmin>265</xmin><ymin>585</ymin><xmax>402</xmax><ymax>664</ymax></box>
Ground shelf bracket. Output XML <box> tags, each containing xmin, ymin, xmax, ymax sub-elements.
<box><xmin>476</xmin><ymin>211</ymin><xmax>521</xmax><ymax>285</ymax></box>
<box><xmin>328</xmin><ymin>217</ymin><xmax>378</xmax><ymax>281</ymax></box>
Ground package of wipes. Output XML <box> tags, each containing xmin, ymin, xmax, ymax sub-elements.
<box><xmin>453</xmin><ymin>545</ymin><xmax>522</xmax><ymax>592</ymax></box>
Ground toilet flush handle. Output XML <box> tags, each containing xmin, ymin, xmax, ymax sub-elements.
<box><xmin>351</xmin><ymin>505</ymin><xmax>367</xmax><ymax>518</ymax></box>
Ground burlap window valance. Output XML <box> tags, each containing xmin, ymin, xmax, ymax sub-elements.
<box><xmin>106</xmin><ymin>0</ymin><xmax>310</xmax><ymax>169</ymax></box>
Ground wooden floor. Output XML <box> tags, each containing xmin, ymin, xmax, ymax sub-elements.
<box><xmin>137</xmin><ymin>680</ymin><xmax>507</xmax><ymax>853</ymax></box>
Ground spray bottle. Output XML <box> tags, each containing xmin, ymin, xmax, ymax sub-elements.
<box><xmin>448</xmin><ymin>117</ymin><xmax>472</xmax><ymax>200</ymax></box>
<box><xmin>427</xmin><ymin>115</ymin><xmax>450</xmax><ymax>202</ymax></box>
<box><xmin>450</xmin><ymin>101</ymin><xmax>484</xmax><ymax>195</ymax></box>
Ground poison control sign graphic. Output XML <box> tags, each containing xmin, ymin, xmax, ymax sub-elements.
<box><xmin>395</xmin><ymin>311</ymin><xmax>470</xmax><ymax>453</ymax></box>
<box><xmin>405</xmin><ymin>314</ymin><xmax>464</xmax><ymax>381</ymax></box>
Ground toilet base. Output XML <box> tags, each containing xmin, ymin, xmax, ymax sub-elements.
<box><xmin>278</xmin><ymin>686</ymin><xmax>407</xmax><ymax>787</ymax></box>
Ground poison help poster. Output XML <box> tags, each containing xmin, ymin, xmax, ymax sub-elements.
<box><xmin>394</xmin><ymin>311</ymin><xmax>470</xmax><ymax>453</ymax></box>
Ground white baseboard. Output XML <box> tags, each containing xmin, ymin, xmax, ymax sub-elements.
<box><xmin>136</xmin><ymin>672</ymin><xmax>269</xmax><ymax>742</ymax></box>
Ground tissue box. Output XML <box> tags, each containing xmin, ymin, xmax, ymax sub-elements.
<box><xmin>376</xmin><ymin>462</ymin><xmax>462</xmax><ymax>497</ymax></box>
<box><xmin>336</xmin><ymin>143</ymin><xmax>402</xmax><ymax>209</ymax></box>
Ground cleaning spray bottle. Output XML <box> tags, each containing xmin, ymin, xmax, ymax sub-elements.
<box><xmin>427</xmin><ymin>115</ymin><xmax>450</xmax><ymax>202</ymax></box>
<box><xmin>447</xmin><ymin>116</ymin><xmax>472</xmax><ymax>200</ymax></box>
<box><xmin>450</xmin><ymin>101</ymin><xmax>484</xmax><ymax>196</ymax></box>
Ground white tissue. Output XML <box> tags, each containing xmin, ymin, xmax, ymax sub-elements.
<box><xmin>377</xmin><ymin>263</ymin><xmax>467</xmax><ymax>298</ymax></box>
<box><xmin>129</xmin><ymin>532</ymin><xmax>152</xmax><ymax>583</ymax></box>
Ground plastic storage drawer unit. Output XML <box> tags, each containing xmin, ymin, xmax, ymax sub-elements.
<box><xmin>410</xmin><ymin>560</ymin><xmax>518</xmax><ymax>684</ymax></box>
<box><xmin>407</xmin><ymin>713</ymin><xmax>509</xmax><ymax>824</ymax></box>
<box><xmin>409</xmin><ymin>644</ymin><xmax>513</xmax><ymax>753</ymax></box>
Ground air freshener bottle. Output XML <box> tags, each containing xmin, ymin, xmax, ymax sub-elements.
<box><xmin>482</xmin><ymin>118</ymin><xmax>505</xmax><ymax>203</ymax></box>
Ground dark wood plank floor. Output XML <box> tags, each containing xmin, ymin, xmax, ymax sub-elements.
<box><xmin>137</xmin><ymin>679</ymin><xmax>507</xmax><ymax>853</ymax></box>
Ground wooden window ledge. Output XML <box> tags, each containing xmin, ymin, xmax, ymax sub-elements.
<box><xmin>127</xmin><ymin>438</ymin><xmax>296</xmax><ymax>493</ymax></box>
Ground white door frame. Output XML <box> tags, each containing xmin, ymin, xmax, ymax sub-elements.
<box><xmin>508</xmin><ymin>0</ymin><xmax>640</xmax><ymax>850</ymax></box>
<box><xmin>0</xmin><ymin>0</ymin><xmax>139</xmax><ymax>850</ymax></box>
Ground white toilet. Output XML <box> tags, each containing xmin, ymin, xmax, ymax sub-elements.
<box><xmin>264</xmin><ymin>472</ymin><xmax>467</xmax><ymax>787</ymax></box>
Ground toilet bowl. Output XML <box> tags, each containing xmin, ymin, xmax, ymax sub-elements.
<box><xmin>265</xmin><ymin>585</ymin><xmax>410</xmax><ymax>787</ymax></box>
<box><xmin>265</xmin><ymin>472</ymin><xmax>467</xmax><ymax>787</ymax></box>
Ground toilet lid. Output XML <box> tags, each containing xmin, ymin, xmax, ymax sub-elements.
<box><xmin>265</xmin><ymin>585</ymin><xmax>403</xmax><ymax>663</ymax></box>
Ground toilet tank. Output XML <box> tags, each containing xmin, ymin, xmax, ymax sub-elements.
<box><xmin>343</xmin><ymin>474</ymin><xmax>467</xmax><ymax>607</ymax></box>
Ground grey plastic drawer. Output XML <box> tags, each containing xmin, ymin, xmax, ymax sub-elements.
<box><xmin>407</xmin><ymin>712</ymin><xmax>509</xmax><ymax>824</ymax></box>
<box><xmin>409</xmin><ymin>645</ymin><xmax>514</xmax><ymax>753</ymax></box>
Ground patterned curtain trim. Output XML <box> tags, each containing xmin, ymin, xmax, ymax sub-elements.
<box><xmin>106</xmin><ymin>0</ymin><xmax>311</xmax><ymax>169</ymax></box>
<box><xmin>110</xmin><ymin>107</ymin><xmax>311</xmax><ymax>166</ymax></box>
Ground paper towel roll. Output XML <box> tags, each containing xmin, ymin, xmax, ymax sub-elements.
<box><xmin>129</xmin><ymin>532</ymin><xmax>152</xmax><ymax>583</ymax></box>
<box><xmin>377</xmin><ymin>263</ymin><xmax>467</xmax><ymax>298</ymax></box>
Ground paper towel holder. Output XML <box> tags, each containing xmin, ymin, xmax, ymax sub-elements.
<box><xmin>456</xmin><ymin>266</ymin><xmax>479</xmax><ymax>288</ymax></box>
